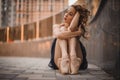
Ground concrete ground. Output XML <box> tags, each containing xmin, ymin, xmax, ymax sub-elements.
<box><xmin>0</xmin><ymin>57</ymin><xmax>114</xmax><ymax>80</ymax></box>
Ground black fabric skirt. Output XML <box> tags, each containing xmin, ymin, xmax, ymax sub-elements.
<box><xmin>48</xmin><ymin>38</ymin><xmax>88</xmax><ymax>70</ymax></box>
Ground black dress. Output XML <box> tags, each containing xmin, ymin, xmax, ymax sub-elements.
<box><xmin>48</xmin><ymin>38</ymin><xmax>88</xmax><ymax>70</ymax></box>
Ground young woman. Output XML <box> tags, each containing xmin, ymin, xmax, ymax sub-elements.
<box><xmin>48</xmin><ymin>5</ymin><xmax>90</xmax><ymax>74</ymax></box>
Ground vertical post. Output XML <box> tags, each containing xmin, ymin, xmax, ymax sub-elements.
<box><xmin>36</xmin><ymin>0</ymin><xmax>38</xmax><ymax>20</ymax></box>
<box><xmin>36</xmin><ymin>0</ymin><xmax>40</xmax><ymax>39</ymax></box>
<box><xmin>41</xmin><ymin>0</ymin><xmax>43</xmax><ymax>19</ymax></box>
<box><xmin>36</xmin><ymin>21</ymin><xmax>39</xmax><ymax>39</ymax></box>
<box><xmin>21</xmin><ymin>0</ymin><xmax>24</xmax><ymax>42</ymax></box>
<box><xmin>10</xmin><ymin>0</ymin><xmax>15</xmax><ymax>26</ymax></box>
<box><xmin>16</xmin><ymin>0</ymin><xmax>19</xmax><ymax>25</ymax></box>
<box><xmin>52</xmin><ymin>0</ymin><xmax>56</xmax><ymax>24</ymax></box>
<box><xmin>6</xmin><ymin>27</ymin><xmax>10</xmax><ymax>43</ymax></box>
<box><xmin>28</xmin><ymin>0</ymin><xmax>31</xmax><ymax>23</ymax></box>
<box><xmin>21</xmin><ymin>24</ymin><xmax>24</xmax><ymax>42</ymax></box>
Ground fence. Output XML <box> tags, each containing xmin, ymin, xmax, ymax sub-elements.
<box><xmin>0</xmin><ymin>9</ymin><xmax>65</xmax><ymax>43</ymax></box>
<box><xmin>0</xmin><ymin>16</ymin><xmax>53</xmax><ymax>43</ymax></box>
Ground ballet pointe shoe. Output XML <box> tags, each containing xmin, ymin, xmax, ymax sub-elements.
<box><xmin>70</xmin><ymin>56</ymin><xmax>81</xmax><ymax>74</ymax></box>
<box><xmin>58</xmin><ymin>58</ymin><xmax>70</xmax><ymax>74</ymax></box>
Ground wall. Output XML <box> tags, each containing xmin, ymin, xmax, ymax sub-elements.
<box><xmin>85</xmin><ymin>0</ymin><xmax>120</xmax><ymax>79</ymax></box>
<box><xmin>0</xmin><ymin>38</ymin><xmax>53</xmax><ymax>58</ymax></box>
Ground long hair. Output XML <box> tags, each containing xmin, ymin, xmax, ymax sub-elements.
<box><xmin>71</xmin><ymin>5</ymin><xmax>90</xmax><ymax>39</ymax></box>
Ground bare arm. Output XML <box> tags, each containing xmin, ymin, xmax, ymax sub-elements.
<box><xmin>53</xmin><ymin>24</ymin><xmax>82</xmax><ymax>39</ymax></box>
<box><xmin>57</xmin><ymin>30</ymin><xmax>82</xmax><ymax>39</ymax></box>
<box><xmin>69</xmin><ymin>12</ymin><xmax>80</xmax><ymax>32</ymax></box>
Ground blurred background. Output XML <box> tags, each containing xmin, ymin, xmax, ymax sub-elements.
<box><xmin>0</xmin><ymin>0</ymin><xmax>100</xmax><ymax>42</ymax></box>
<box><xmin>0</xmin><ymin>0</ymin><xmax>119</xmax><ymax>80</ymax></box>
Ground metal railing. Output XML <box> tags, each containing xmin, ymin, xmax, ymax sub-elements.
<box><xmin>0</xmin><ymin>16</ymin><xmax>53</xmax><ymax>43</ymax></box>
<box><xmin>0</xmin><ymin>10</ymin><xmax>65</xmax><ymax>43</ymax></box>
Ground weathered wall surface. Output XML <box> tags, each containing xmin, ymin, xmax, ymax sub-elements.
<box><xmin>0</xmin><ymin>38</ymin><xmax>53</xmax><ymax>58</ymax></box>
<box><xmin>85</xmin><ymin>0</ymin><xmax>120</xmax><ymax>79</ymax></box>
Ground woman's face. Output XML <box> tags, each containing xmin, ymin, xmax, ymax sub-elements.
<box><xmin>63</xmin><ymin>6</ymin><xmax>76</xmax><ymax>25</ymax></box>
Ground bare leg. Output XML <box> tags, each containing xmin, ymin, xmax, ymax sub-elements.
<box><xmin>57</xmin><ymin>39</ymin><xmax>68</xmax><ymax>58</ymax></box>
<box><xmin>54</xmin><ymin>39</ymin><xmax>83</xmax><ymax>74</ymax></box>
<box><xmin>69</xmin><ymin>38</ymin><xmax>77</xmax><ymax>57</ymax></box>
<box><xmin>54</xmin><ymin>39</ymin><xmax>70</xmax><ymax>74</ymax></box>
<box><xmin>54</xmin><ymin>39</ymin><xmax>62</xmax><ymax>67</ymax></box>
<box><xmin>68</xmin><ymin>38</ymin><xmax>82</xmax><ymax>74</ymax></box>
<box><xmin>68</xmin><ymin>38</ymin><xmax>83</xmax><ymax>60</ymax></box>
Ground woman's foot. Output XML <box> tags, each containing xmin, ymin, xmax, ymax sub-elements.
<box><xmin>70</xmin><ymin>56</ymin><xmax>81</xmax><ymax>74</ymax></box>
<box><xmin>58</xmin><ymin>57</ymin><xmax>70</xmax><ymax>74</ymax></box>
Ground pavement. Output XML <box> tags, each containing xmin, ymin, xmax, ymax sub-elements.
<box><xmin>0</xmin><ymin>57</ymin><xmax>115</xmax><ymax>80</ymax></box>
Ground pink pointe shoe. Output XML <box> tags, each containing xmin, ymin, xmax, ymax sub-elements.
<box><xmin>58</xmin><ymin>58</ymin><xmax>70</xmax><ymax>74</ymax></box>
<box><xmin>70</xmin><ymin>56</ymin><xmax>81</xmax><ymax>74</ymax></box>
